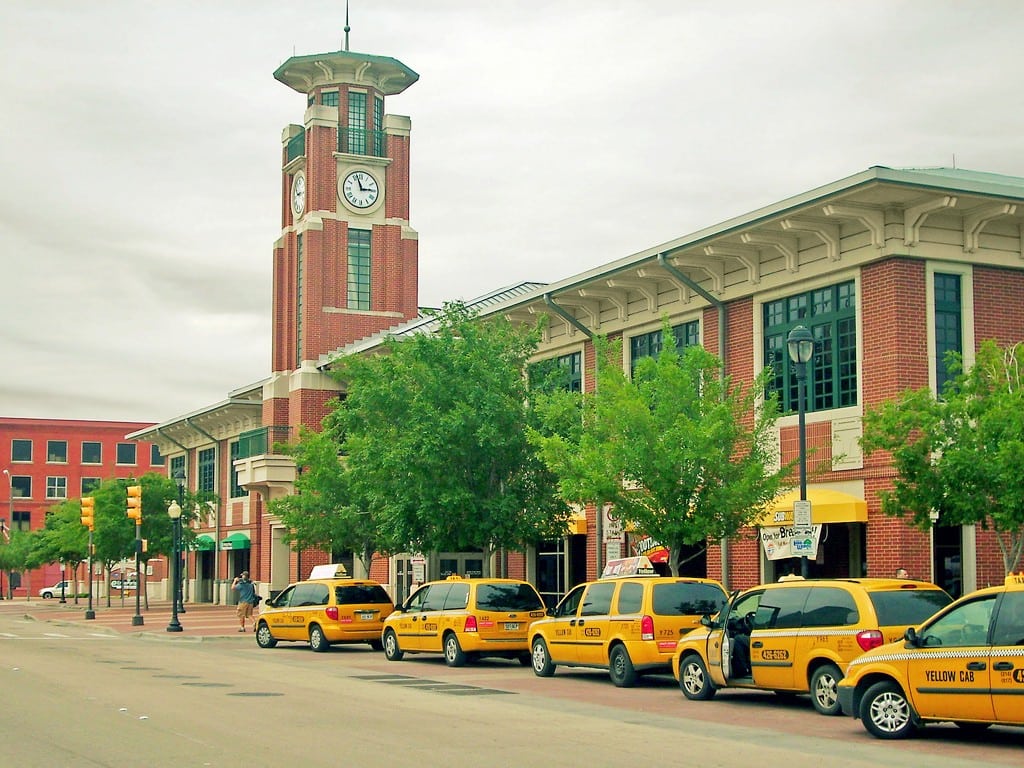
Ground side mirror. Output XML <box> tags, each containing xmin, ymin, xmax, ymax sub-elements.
<box><xmin>904</xmin><ymin>627</ymin><xmax>919</xmax><ymax>646</ymax></box>
<box><xmin>700</xmin><ymin>614</ymin><xmax>712</xmax><ymax>628</ymax></box>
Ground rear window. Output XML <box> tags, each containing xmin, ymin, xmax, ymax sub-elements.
<box><xmin>335</xmin><ymin>584</ymin><xmax>393</xmax><ymax>605</ymax></box>
<box><xmin>475</xmin><ymin>583</ymin><xmax>545</xmax><ymax>612</ymax></box>
<box><xmin>869</xmin><ymin>588</ymin><xmax>952</xmax><ymax>627</ymax></box>
<box><xmin>652</xmin><ymin>582</ymin><xmax>727</xmax><ymax>617</ymax></box>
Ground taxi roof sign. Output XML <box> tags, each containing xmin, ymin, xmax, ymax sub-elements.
<box><xmin>601</xmin><ymin>556</ymin><xmax>658</xmax><ymax>579</ymax></box>
<box><xmin>1006</xmin><ymin>572</ymin><xmax>1024</xmax><ymax>586</ymax></box>
<box><xmin>308</xmin><ymin>563</ymin><xmax>350</xmax><ymax>580</ymax></box>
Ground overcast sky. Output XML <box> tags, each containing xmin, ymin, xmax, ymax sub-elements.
<box><xmin>3</xmin><ymin>1</ymin><xmax>1024</xmax><ymax>424</ymax></box>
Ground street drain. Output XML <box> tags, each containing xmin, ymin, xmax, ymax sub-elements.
<box><xmin>228</xmin><ymin>692</ymin><xmax>285</xmax><ymax>697</ymax></box>
<box><xmin>350</xmin><ymin>674</ymin><xmax>516</xmax><ymax>697</ymax></box>
<box><xmin>153</xmin><ymin>674</ymin><xmax>200</xmax><ymax>679</ymax></box>
<box><xmin>182</xmin><ymin>682</ymin><xmax>233</xmax><ymax>687</ymax></box>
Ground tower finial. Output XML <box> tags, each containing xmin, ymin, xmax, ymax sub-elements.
<box><xmin>344</xmin><ymin>0</ymin><xmax>351</xmax><ymax>51</ymax></box>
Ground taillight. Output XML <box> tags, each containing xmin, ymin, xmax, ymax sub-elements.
<box><xmin>856</xmin><ymin>629</ymin><xmax>883</xmax><ymax>651</ymax></box>
<box><xmin>326</xmin><ymin>606</ymin><xmax>339</xmax><ymax>621</ymax></box>
<box><xmin>464</xmin><ymin>614</ymin><xmax>478</xmax><ymax>633</ymax></box>
<box><xmin>641</xmin><ymin>615</ymin><xmax>655</xmax><ymax>641</ymax></box>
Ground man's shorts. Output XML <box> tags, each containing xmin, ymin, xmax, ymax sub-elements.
<box><xmin>237</xmin><ymin>601</ymin><xmax>254</xmax><ymax>619</ymax></box>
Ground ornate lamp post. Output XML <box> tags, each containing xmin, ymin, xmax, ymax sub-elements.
<box><xmin>787</xmin><ymin>325</ymin><xmax>815</xmax><ymax>579</ymax></box>
<box><xmin>166</xmin><ymin>499</ymin><xmax>183</xmax><ymax>632</ymax></box>
<box><xmin>172</xmin><ymin>469</ymin><xmax>186</xmax><ymax>614</ymax></box>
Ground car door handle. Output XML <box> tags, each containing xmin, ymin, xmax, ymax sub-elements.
<box><xmin>993</xmin><ymin>662</ymin><xmax>1014</xmax><ymax>671</ymax></box>
<box><xmin>751</xmin><ymin>641</ymin><xmax>763</xmax><ymax>648</ymax></box>
<box><xmin>569</xmin><ymin>619</ymin><xmax>577</xmax><ymax>626</ymax></box>
<box><xmin>578</xmin><ymin>620</ymin><xmax>586</xmax><ymax>626</ymax></box>
<box><xmin>965</xmin><ymin>661</ymin><xmax>986</xmax><ymax>671</ymax></box>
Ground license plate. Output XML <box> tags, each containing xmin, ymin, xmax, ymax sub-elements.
<box><xmin>504</xmin><ymin>622</ymin><xmax>520</xmax><ymax>631</ymax></box>
<box><xmin>359</xmin><ymin>612</ymin><xmax>376</xmax><ymax>621</ymax></box>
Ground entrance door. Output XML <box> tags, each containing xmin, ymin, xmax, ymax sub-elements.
<box><xmin>933</xmin><ymin>524</ymin><xmax>964</xmax><ymax>598</ymax></box>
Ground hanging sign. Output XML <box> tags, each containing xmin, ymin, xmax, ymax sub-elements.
<box><xmin>760</xmin><ymin>524</ymin><xmax>822</xmax><ymax>560</ymax></box>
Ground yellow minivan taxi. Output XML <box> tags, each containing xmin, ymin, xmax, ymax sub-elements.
<box><xmin>256</xmin><ymin>569</ymin><xmax>395</xmax><ymax>652</ymax></box>
<box><xmin>673</xmin><ymin>578</ymin><xmax>951</xmax><ymax>714</ymax></box>
<box><xmin>529</xmin><ymin>573</ymin><xmax>727</xmax><ymax>687</ymax></box>
<box><xmin>838</xmin><ymin>573</ymin><xmax>1024</xmax><ymax>738</ymax></box>
<box><xmin>381</xmin><ymin>576</ymin><xmax>547</xmax><ymax>667</ymax></box>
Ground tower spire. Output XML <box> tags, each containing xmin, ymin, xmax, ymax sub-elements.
<box><xmin>344</xmin><ymin>0</ymin><xmax>351</xmax><ymax>51</ymax></box>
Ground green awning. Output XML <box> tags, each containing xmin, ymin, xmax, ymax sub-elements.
<box><xmin>220</xmin><ymin>532</ymin><xmax>251</xmax><ymax>550</ymax></box>
<box><xmin>194</xmin><ymin>534</ymin><xmax>216</xmax><ymax>551</ymax></box>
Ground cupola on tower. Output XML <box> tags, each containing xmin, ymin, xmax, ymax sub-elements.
<box><xmin>267</xmin><ymin>40</ymin><xmax>420</xmax><ymax>436</ymax></box>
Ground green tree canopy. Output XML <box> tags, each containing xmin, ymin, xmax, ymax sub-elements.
<box><xmin>531</xmin><ymin>328</ymin><xmax>790</xmax><ymax>576</ymax></box>
<box><xmin>335</xmin><ymin>302</ymin><xmax>572</xmax><ymax>572</ymax></box>
<box><xmin>861</xmin><ymin>340</ymin><xmax>1024</xmax><ymax>574</ymax></box>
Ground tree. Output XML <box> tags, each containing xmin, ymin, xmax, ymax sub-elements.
<box><xmin>268</xmin><ymin>418</ymin><xmax>388</xmax><ymax>576</ymax></box>
<box><xmin>531</xmin><ymin>327</ymin><xmax>790</xmax><ymax>576</ymax></box>
<box><xmin>335</xmin><ymin>302</ymin><xmax>572</xmax><ymax>573</ymax></box>
<box><xmin>29</xmin><ymin>499</ymin><xmax>88</xmax><ymax>599</ymax></box>
<box><xmin>861</xmin><ymin>340</ymin><xmax>1024</xmax><ymax>575</ymax></box>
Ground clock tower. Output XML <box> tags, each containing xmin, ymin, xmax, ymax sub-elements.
<box><xmin>266</xmin><ymin>43</ymin><xmax>420</xmax><ymax>436</ymax></box>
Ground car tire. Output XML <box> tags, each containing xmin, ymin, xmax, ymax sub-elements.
<box><xmin>309</xmin><ymin>624</ymin><xmax>330</xmax><ymax>652</ymax></box>
<box><xmin>383</xmin><ymin>629</ymin><xmax>404</xmax><ymax>661</ymax></box>
<box><xmin>42</xmin><ymin>592</ymin><xmax>53</xmax><ymax>600</ymax></box>
<box><xmin>860</xmin><ymin>680</ymin><xmax>916</xmax><ymax>739</ymax></box>
<box><xmin>810</xmin><ymin>663</ymin><xmax>843</xmax><ymax>715</ymax></box>
<box><xmin>531</xmin><ymin>637</ymin><xmax>556</xmax><ymax>677</ymax></box>
<box><xmin>609</xmin><ymin>644</ymin><xmax>638</xmax><ymax>688</ymax></box>
<box><xmin>443</xmin><ymin>632</ymin><xmax>466</xmax><ymax>667</ymax></box>
<box><xmin>679</xmin><ymin>654</ymin><xmax>717</xmax><ymax>701</ymax></box>
<box><xmin>369</xmin><ymin>639</ymin><xmax>384</xmax><ymax>652</ymax></box>
<box><xmin>255</xmin><ymin>621</ymin><xmax>277</xmax><ymax>648</ymax></box>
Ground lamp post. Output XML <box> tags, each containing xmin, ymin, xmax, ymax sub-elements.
<box><xmin>172</xmin><ymin>469</ymin><xmax>186</xmax><ymax>614</ymax></box>
<box><xmin>166</xmin><ymin>499</ymin><xmax>183</xmax><ymax>632</ymax></box>
<box><xmin>787</xmin><ymin>325</ymin><xmax>814</xmax><ymax>579</ymax></box>
<box><xmin>3</xmin><ymin>468</ymin><xmax>13</xmax><ymax>600</ymax></box>
<box><xmin>59</xmin><ymin>560</ymin><xmax>66</xmax><ymax>603</ymax></box>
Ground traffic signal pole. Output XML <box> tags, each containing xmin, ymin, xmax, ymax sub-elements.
<box><xmin>127</xmin><ymin>485</ymin><xmax>144</xmax><ymax>626</ymax></box>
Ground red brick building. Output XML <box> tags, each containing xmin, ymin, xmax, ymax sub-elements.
<box><xmin>0</xmin><ymin>417</ymin><xmax>159</xmax><ymax>596</ymax></box>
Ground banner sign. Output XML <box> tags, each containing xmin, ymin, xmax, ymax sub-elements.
<box><xmin>760</xmin><ymin>525</ymin><xmax>822</xmax><ymax>560</ymax></box>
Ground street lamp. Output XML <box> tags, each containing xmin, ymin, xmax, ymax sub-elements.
<box><xmin>166</xmin><ymin>498</ymin><xmax>183</xmax><ymax>632</ymax></box>
<box><xmin>787</xmin><ymin>325</ymin><xmax>814</xmax><ymax>579</ymax></box>
<box><xmin>2</xmin><ymin>468</ymin><xmax>12</xmax><ymax>600</ymax></box>
<box><xmin>172</xmin><ymin>469</ymin><xmax>186</xmax><ymax>615</ymax></box>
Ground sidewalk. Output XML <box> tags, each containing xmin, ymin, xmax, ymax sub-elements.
<box><xmin>2</xmin><ymin>597</ymin><xmax>251</xmax><ymax>640</ymax></box>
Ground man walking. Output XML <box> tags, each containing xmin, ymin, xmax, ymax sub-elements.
<box><xmin>231</xmin><ymin>571</ymin><xmax>258</xmax><ymax>632</ymax></box>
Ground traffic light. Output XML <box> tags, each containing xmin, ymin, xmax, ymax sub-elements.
<box><xmin>126</xmin><ymin>485</ymin><xmax>143</xmax><ymax>522</ymax></box>
<box><xmin>80</xmin><ymin>497</ymin><xmax>95</xmax><ymax>530</ymax></box>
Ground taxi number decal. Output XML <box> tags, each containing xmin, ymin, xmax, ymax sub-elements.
<box><xmin>761</xmin><ymin>649</ymin><xmax>789</xmax><ymax>661</ymax></box>
<box><xmin>1013</xmin><ymin>669</ymin><xmax>1024</xmax><ymax>684</ymax></box>
<box><xmin>658</xmin><ymin>629</ymin><xmax>676</xmax><ymax>638</ymax></box>
<box><xmin>423</xmin><ymin>623</ymin><xmax>438</xmax><ymax>631</ymax></box>
<box><xmin>555</xmin><ymin>628</ymin><xmax>573</xmax><ymax>637</ymax></box>
<box><xmin>925</xmin><ymin>670</ymin><xmax>974</xmax><ymax>682</ymax></box>
<box><xmin>583</xmin><ymin>627</ymin><xmax>602</xmax><ymax>637</ymax></box>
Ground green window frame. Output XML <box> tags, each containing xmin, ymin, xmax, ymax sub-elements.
<box><xmin>346</xmin><ymin>91</ymin><xmax>367</xmax><ymax>155</ymax></box>
<box><xmin>934</xmin><ymin>273</ymin><xmax>962</xmax><ymax>394</ymax></box>
<box><xmin>198</xmin><ymin>447</ymin><xmax>215</xmax><ymax>493</ymax></box>
<box><xmin>347</xmin><ymin>229</ymin><xmax>371</xmax><ymax>310</ymax></box>
<box><xmin>373</xmin><ymin>95</ymin><xmax>384</xmax><ymax>156</ymax></box>
<box><xmin>230</xmin><ymin>441</ymin><xmax>245</xmax><ymax>498</ymax></box>
<box><xmin>629</xmin><ymin>320</ymin><xmax>699</xmax><ymax>377</ymax></box>
<box><xmin>763</xmin><ymin>281</ymin><xmax>857</xmax><ymax>413</ymax></box>
<box><xmin>321</xmin><ymin>90</ymin><xmax>339</xmax><ymax>107</ymax></box>
<box><xmin>529</xmin><ymin>351</ymin><xmax>582</xmax><ymax>393</ymax></box>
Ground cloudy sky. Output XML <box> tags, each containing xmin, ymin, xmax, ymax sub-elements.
<box><xmin>3</xmin><ymin>1</ymin><xmax>1024</xmax><ymax>424</ymax></box>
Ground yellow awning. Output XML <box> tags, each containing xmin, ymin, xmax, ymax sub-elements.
<box><xmin>755</xmin><ymin>488</ymin><xmax>868</xmax><ymax>526</ymax></box>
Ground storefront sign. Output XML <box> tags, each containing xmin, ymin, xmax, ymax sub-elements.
<box><xmin>760</xmin><ymin>524</ymin><xmax>822</xmax><ymax>560</ymax></box>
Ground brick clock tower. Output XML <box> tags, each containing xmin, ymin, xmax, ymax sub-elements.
<box><xmin>267</xmin><ymin>44</ymin><xmax>420</xmax><ymax>438</ymax></box>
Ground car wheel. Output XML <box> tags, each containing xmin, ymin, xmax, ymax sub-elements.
<box><xmin>860</xmin><ymin>680</ymin><xmax>916</xmax><ymax>739</ymax></box>
<box><xmin>383</xmin><ymin>629</ymin><xmax>404</xmax><ymax>661</ymax></box>
<box><xmin>810</xmin><ymin>663</ymin><xmax>843</xmax><ymax>715</ymax></box>
<box><xmin>443</xmin><ymin>632</ymin><xmax>466</xmax><ymax>667</ymax></box>
<box><xmin>609</xmin><ymin>645</ymin><xmax>638</xmax><ymax>688</ymax></box>
<box><xmin>679</xmin><ymin>654</ymin><xmax>717</xmax><ymax>701</ymax></box>
<box><xmin>531</xmin><ymin>637</ymin><xmax>556</xmax><ymax>677</ymax></box>
<box><xmin>255</xmin><ymin>621</ymin><xmax>277</xmax><ymax>649</ymax></box>
<box><xmin>309</xmin><ymin>624</ymin><xmax>330</xmax><ymax>652</ymax></box>
<box><xmin>369</xmin><ymin>639</ymin><xmax>384</xmax><ymax>652</ymax></box>
<box><xmin>42</xmin><ymin>592</ymin><xmax>53</xmax><ymax>600</ymax></box>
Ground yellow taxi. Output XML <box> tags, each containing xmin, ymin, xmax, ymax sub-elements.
<box><xmin>673</xmin><ymin>578</ymin><xmax>952</xmax><ymax>714</ymax></box>
<box><xmin>529</xmin><ymin>558</ymin><xmax>728</xmax><ymax>687</ymax></box>
<box><xmin>838</xmin><ymin>573</ymin><xmax>1024</xmax><ymax>738</ymax></box>
<box><xmin>381</xmin><ymin>576</ymin><xmax>547</xmax><ymax>667</ymax></box>
<box><xmin>255</xmin><ymin>564</ymin><xmax>395</xmax><ymax>652</ymax></box>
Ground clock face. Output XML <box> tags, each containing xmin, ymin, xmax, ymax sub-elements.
<box><xmin>342</xmin><ymin>170</ymin><xmax>380</xmax><ymax>209</ymax></box>
<box><xmin>291</xmin><ymin>173</ymin><xmax>306</xmax><ymax>216</ymax></box>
